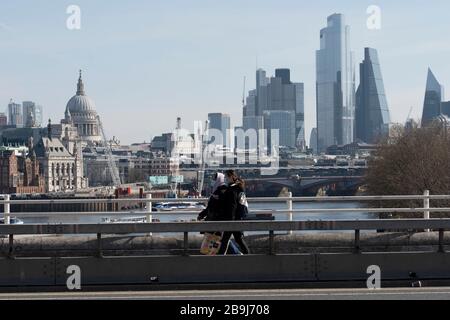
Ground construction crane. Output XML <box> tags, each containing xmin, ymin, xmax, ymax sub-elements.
<box><xmin>406</xmin><ymin>106</ymin><xmax>414</xmax><ymax>122</ymax></box>
<box><xmin>197</xmin><ymin>119</ymin><xmax>210</xmax><ymax>197</ymax></box>
<box><xmin>97</xmin><ymin>115</ymin><xmax>122</xmax><ymax>186</ymax></box>
<box><xmin>169</xmin><ymin>117</ymin><xmax>182</xmax><ymax>198</ymax></box>
<box><xmin>242</xmin><ymin>76</ymin><xmax>246</xmax><ymax>108</ymax></box>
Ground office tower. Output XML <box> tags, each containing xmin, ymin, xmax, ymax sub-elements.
<box><xmin>263</xmin><ymin>110</ymin><xmax>296</xmax><ymax>148</ymax></box>
<box><xmin>309</xmin><ymin>128</ymin><xmax>318</xmax><ymax>154</ymax></box>
<box><xmin>0</xmin><ymin>113</ymin><xmax>7</xmax><ymax>126</ymax></box>
<box><xmin>275</xmin><ymin>68</ymin><xmax>291</xmax><ymax>85</ymax></box>
<box><xmin>35</xmin><ymin>105</ymin><xmax>43</xmax><ymax>127</ymax></box>
<box><xmin>243</xmin><ymin>116</ymin><xmax>264</xmax><ymax>132</ymax></box>
<box><xmin>208</xmin><ymin>113</ymin><xmax>231</xmax><ymax>147</ymax></box>
<box><xmin>421</xmin><ymin>68</ymin><xmax>445</xmax><ymax>126</ymax></box>
<box><xmin>245</xmin><ymin>68</ymin><xmax>305</xmax><ymax>149</ymax></box>
<box><xmin>442</xmin><ymin>101</ymin><xmax>450</xmax><ymax>118</ymax></box>
<box><xmin>23</xmin><ymin>101</ymin><xmax>38</xmax><ymax>127</ymax></box>
<box><xmin>316</xmin><ymin>13</ymin><xmax>355</xmax><ymax>152</ymax></box>
<box><xmin>8</xmin><ymin>100</ymin><xmax>22</xmax><ymax>127</ymax></box>
<box><xmin>243</xmin><ymin>89</ymin><xmax>257</xmax><ymax>118</ymax></box>
<box><xmin>256</xmin><ymin>69</ymin><xmax>269</xmax><ymax>117</ymax></box>
<box><xmin>355</xmin><ymin>48</ymin><xmax>391</xmax><ymax>143</ymax></box>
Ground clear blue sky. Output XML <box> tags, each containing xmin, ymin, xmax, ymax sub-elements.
<box><xmin>1</xmin><ymin>0</ymin><xmax>450</xmax><ymax>144</ymax></box>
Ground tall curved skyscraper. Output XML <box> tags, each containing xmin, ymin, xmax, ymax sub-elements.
<box><xmin>316</xmin><ymin>13</ymin><xmax>355</xmax><ymax>153</ymax></box>
<box><xmin>421</xmin><ymin>68</ymin><xmax>444</xmax><ymax>126</ymax></box>
<box><xmin>355</xmin><ymin>48</ymin><xmax>390</xmax><ymax>143</ymax></box>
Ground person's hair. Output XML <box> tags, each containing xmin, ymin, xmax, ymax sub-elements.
<box><xmin>225</xmin><ymin>169</ymin><xmax>245</xmax><ymax>188</ymax></box>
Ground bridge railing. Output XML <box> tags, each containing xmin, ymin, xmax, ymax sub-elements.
<box><xmin>0</xmin><ymin>191</ymin><xmax>446</xmax><ymax>235</ymax></box>
<box><xmin>0</xmin><ymin>219</ymin><xmax>448</xmax><ymax>257</ymax></box>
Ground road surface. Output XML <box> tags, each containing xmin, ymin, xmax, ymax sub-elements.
<box><xmin>2</xmin><ymin>287</ymin><xmax>450</xmax><ymax>300</ymax></box>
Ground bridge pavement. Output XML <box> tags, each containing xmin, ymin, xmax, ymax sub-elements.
<box><xmin>2</xmin><ymin>287</ymin><xmax>450</xmax><ymax>300</ymax></box>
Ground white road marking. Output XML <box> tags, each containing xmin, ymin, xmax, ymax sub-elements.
<box><xmin>2</xmin><ymin>287</ymin><xmax>450</xmax><ymax>299</ymax></box>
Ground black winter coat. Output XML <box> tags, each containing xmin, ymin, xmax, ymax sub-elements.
<box><xmin>197</xmin><ymin>185</ymin><xmax>227</xmax><ymax>221</ymax></box>
<box><xmin>222</xmin><ymin>182</ymin><xmax>245</xmax><ymax>221</ymax></box>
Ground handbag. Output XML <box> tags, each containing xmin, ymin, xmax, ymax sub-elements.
<box><xmin>200</xmin><ymin>232</ymin><xmax>222</xmax><ymax>255</ymax></box>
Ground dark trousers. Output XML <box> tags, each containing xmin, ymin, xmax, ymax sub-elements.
<box><xmin>218</xmin><ymin>231</ymin><xmax>250</xmax><ymax>255</ymax></box>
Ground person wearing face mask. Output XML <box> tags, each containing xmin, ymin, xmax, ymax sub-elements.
<box><xmin>217</xmin><ymin>169</ymin><xmax>250</xmax><ymax>255</ymax></box>
<box><xmin>197</xmin><ymin>172</ymin><xmax>227</xmax><ymax>222</ymax></box>
<box><xmin>197</xmin><ymin>172</ymin><xmax>229</xmax><ymax>255</ymax></box>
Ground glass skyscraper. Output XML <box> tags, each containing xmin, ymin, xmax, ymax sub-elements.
<box><xmin>208</xmin><ymin>113</ymin><xmax>231</xmax><ymax>147</ymax></box>
<box><xmin>263</xmin><ymin>110</ymin><xmax>296</xmax><ymax>148</ymax></box>
<box><xmin>355</xmin><ymin>48</ymin><xmax>390</xmax><ymax>143</ymax></box>
<box><xmin>8</xmin><ymin>100</ymin><xmax>22</xmax><ymax>127</ymax></box>
<box><xmin>316</xmin><ymin>13</ymin><xmax>355</xmax><ymax>152</ymax></box>
<box><xmin>421</xmin><ymin>68</ymin><xmax>445</xmax><ymax>126</ymax></box>
<box><xmin>309</xmin><ymin>128</ymin><xmax>318</xmax><ymax>154</ymax></box>
<box><xmin>246</xmin><ymin>68</ymin><xmax>305</xmax><ymax>149</ymax></box>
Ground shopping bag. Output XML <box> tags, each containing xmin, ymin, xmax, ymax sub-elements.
<box><xmin>200</xmin><ymin>232</ymin><xmax>222</xmax><ymax>255</ymax></box>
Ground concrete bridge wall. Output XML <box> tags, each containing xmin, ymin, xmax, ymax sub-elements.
<box><xmin>1</xmin><ymin>233</ymin><xmax>449</xmax><ymax>289</ymax></box>
<box><xmin>1</xmin><ymin>252</ymin><xmax>450</xmax><ymax>289</ymax></box>
<box><xmin>1</xmin><ymin>232</ymin><xmax>449</xmax><ymax>257</ymax></box>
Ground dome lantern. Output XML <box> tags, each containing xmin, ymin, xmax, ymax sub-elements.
<box><xmin>76</xmin><ymin>69</ymin><xmax>85</xmax><ymax>96</ymax></box>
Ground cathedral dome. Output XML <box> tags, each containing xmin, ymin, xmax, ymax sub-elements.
<box><xmin>67</xmin><ymin>95</ymin><xmax>97</xmax><ymax>113</ymax></box>
<box><xmin>66</xmin><ymin>70</ymin><xmax>97</xmax><ymax>114</ymax></box>
<box><xmin>63</xmin><ymin>70</ymin><xmax>102</xmax><ymax>144</ymax></box>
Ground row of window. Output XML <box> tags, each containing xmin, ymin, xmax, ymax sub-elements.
<box><xmin>51</xmin><ymin>163</ymin><xmax>75</xmax><ymax>176</ymax></box>
<box><xmin>51</xmin><ymin>179</ymin><xmax>75</xmax><ymax>186</ymax></box>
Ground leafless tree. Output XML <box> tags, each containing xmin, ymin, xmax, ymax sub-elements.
<box><xmin>365</xmin><ymin>120</ymin><xmax>450</xmax><ymax>218</ymax></box>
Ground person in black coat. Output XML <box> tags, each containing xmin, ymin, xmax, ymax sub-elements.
<box><xmin>217</xmin><ymin>170</ymin><xmax>250</xmax><ymax>255</ymax></box>
<box><xmin>197</xmin><ymin>172</ymin><xmax>227</xmax><ymax>222</ymax></box>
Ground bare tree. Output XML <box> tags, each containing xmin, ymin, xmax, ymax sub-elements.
<box><xmin>365</xmin><ymin>120</ymin><xmax>450</xmax><ymax>218</ymax></box>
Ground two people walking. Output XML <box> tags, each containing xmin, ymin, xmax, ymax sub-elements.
<box><xmin>197</xmin><ymin>170</ymin><xmax>250</xmax><ymax>255</ymax></box>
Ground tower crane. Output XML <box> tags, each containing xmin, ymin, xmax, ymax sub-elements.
<box><xmin>242</xmin><ymin>76</ymin><xmax>246</xmax><ymax>109</ymax></box>
<box><xmin>197</xmin><ymin>119</ymin><xmax>210</xmax><ymax>197</ymax></box>
<box><xmin>406</xmin><ymin>106</ymin><xmax>414</xmax><ymax>122</ymax></box>
<box><xmin>97</xmin><ymin>115</ymin><xmax>122</xmax><ymax>186</ymax></box>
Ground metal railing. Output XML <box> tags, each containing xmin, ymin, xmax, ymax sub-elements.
<box><xmin>0</xmin><ymin>219</ymin><xmax>448</xmax><ymax>257</ymax></box>
<box><xmin>0</xmin><ymin>190</ymin><xmax>445</xmax><ymax>224</ymax></box>
<box><xmin>0</xmin><ymin>190</ymin><xmax>448</xmax><ymax>256</ymax></box>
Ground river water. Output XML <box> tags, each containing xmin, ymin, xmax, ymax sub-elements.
<box><xmin>13</xmin><ymin>201</ymin><xmax>377</xmax><ymax>237</ymax></box>
<box><xmin>17</xmin><ymin>201</ymin><xmax>376</xmax><ymax>235</ymax></box>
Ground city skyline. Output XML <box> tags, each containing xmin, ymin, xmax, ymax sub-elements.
<box><xmin>1</xmin><ymin>1</ymin><xmax>450</xmax><ymax>144</ymax></box>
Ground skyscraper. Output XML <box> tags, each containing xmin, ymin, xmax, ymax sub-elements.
<box><xmin>442</xmin><ymin>101</ymin><xmax>450</xmax><ymax>118</ymax></box>
<box><xmin>208</xmin><ymin>113</ymin><xmax>231</xmax><ymax>147</ymax></box>
<box><xmin>245</xmin><ymin>68</ymin><xmax>305</xmax><ymax>149</ymax></box>
<box><xmin>23</xmin><ymin>101</ymin><xmax>41</xmax><ymax>127</ymax></box>
<box><xmin>243</xmin><ymin>89</ymin><xmax>257</xmax><ymax>118</ymax></box>
<box><xmin>35</xmin><ymin>105</ymin><xmax>43</xmax><ymax>127</ymax></box>
<box><xmin>275</xmin><ymin>68</ymin><xmax>291</xmax><ymax>85</ymax></box>
<box><xmin>316</xmin><ymin>13</ymin><xmax>355</xmax><ymax>152</ymax></box>
<box><xmin>0</xmin><ymin>113</ymin><xmax>7</xmax><ymax>126</ymax></box>
<box><xmin>255</xmin><ymin>69</ymin><xmax>269</xmax><ymax>117</ymax></box>
<box><xmin>355</xmin><ymin>48</ymin><xmax>390</xmax><ymax>143</ymax></box>
<box><xmin>309</xmin><ymin>128</ymin><xmax>318</xmax><ymax>154</ymax></box>
<box><xmin>8</xmin><ymin>100</ymin><xmax>22</xmax><ymax>127</ymax></box>
<box><xmin>421</xmin><ymin>68</ymin><xmax>445</xmax><ymax>126</ymax></box>
<box><xmin>263</xmin><ymin>110</ymin><xmax>296</xmax><ymax>148</ymax></box>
